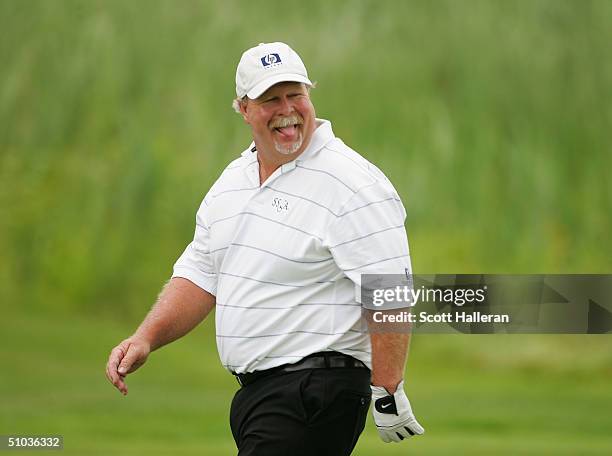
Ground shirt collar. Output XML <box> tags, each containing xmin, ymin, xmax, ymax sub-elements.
<box><xmin>296</xmin><ymin>118</ymin><xmax>335</xmax><ymax>162</ymax></box>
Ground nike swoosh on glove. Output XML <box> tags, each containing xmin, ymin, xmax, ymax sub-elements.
<box><xmin>371</xmin><ymin>380</ymin><xmax>425</xmax><ymax>443</ymax></box>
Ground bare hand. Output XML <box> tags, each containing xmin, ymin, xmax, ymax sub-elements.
<box><xmin>105</xmin><ymin>337</ymin><xmax>151</xmax><ymax>395</ymax></box>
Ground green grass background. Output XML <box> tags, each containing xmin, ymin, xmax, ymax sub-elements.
<box><xmin>1</xmin><ymin>0</ymin><xmax>611</xmax><ymax>454</ymax></box>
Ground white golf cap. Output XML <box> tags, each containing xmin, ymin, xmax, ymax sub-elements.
<box><xmin>235</xmin><ymin>42</ymin><xmax>313</xmax><ymax>99</ymax></box>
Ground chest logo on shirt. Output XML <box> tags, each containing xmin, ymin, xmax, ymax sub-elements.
<box><xmin>272</xmin><ymin>197</ymin><xmax>289</xmax><ymax>213</ymax></box>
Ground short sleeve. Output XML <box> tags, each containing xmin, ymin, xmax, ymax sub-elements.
<box><xmin>325</xmin><ymin>180</ymin><xmax>412</xmax><ymax>303</ymax></box>
<box><xmin>172</xmin><ymin>198</ymin><xmax>217</xmax><ymax>296</ymax></box>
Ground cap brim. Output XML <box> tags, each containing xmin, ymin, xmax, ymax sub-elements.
<box><xmin>246</xmin><ymin>73</ymin><xmax>312</xmax><ymax>99</ymax></box>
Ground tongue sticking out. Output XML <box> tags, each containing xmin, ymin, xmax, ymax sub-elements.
<box><xmin>276</xmin><ymin>125</ymin><xmax>297</xmax><ymax>138</ymax></box>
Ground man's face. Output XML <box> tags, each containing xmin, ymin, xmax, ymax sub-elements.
<box><xmin>240</xmin><ymin>82</ymin><xmax>316</xmax><ymax>157</ymax></box>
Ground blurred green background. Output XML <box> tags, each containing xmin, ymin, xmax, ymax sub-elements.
<box><xmin>1</xmin><ymin>0</ymin><xmax>611</xmax><ymax>454</ymax></box>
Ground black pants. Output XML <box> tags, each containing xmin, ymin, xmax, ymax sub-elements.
<box><xmin>230</xmin><ymin>367</ymin><xmax>371</xmax><ymax>456</ymax></box>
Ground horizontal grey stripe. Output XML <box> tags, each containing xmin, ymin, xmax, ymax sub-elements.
<box><xmin>325</xmin><ymin>144</ymin><xmax>370</xmax><ymax>172</ymax></box>
<box><xmin>261</xmin><ymin>352</ymin><xmax>369</xmax><ymax>360</ymax></box>
<box><xmin>267</xmin><ymin>186</ymin><xmax>338</xmax><ymax>216</ymax></box>
<box><xmin>229</xmin><ymin>243</ymin><xmax>333</xmax><ymax>264</ymax></box>
<box><xmin>328</xmin><ymin>224</ymin><xmax>405</xmax><ymax>249</ymax></box>
<box><xmin>266</xmin><ymin>186</ymin><xmax>400</xmax><ymax>219</ymax></box>
<box><xmin>210</xmin><ymin>211</ymin><xmax>324</xmax><ymax>242</ymax></box>
<box><xmin>223</xmin><ymin>347</ymin><xmax>370</xmax><ymax>370</ymax></box>
<box><xmin>211</xmin><ymin>186</ymin><xmax>258</xmax><ymax>198</ymax></box>
<box><xmin>217</xmin><ymin>301</ymin><xmax>361</xmax><ymax>310</ymax></box>
<box><xmin>209</xmin><ymin>211</ymin><xmax>254</xmax><ymax>227</ymax></box>
<box><xmin>219</xmin><ymin>271</ymin><xmax>302</xmax><ymax>288</ymax></box>
<box><xmin>210</xmin><ymin>246</ymin><xmax>229</xmax><ymax>254</ymax></box>
<box><xmin>315</xmin><ymin>277</ymin><xmax>351</xmax><ymax>283</ymax></box>
<box><xmin>330</xmin><ymin>347</ymin><xmax>372</xmax><ymax>355</ymax></box>
<box><xmin>173</xmin><ymin>266</ymin><xmax>215</xmax><ymax>276</ymax></box>
<box><xmin>338</xmin><ymin>196</ymin><xmax>402</xmax><ymax>217</ymax></box>
<box><xmin>223</xmin><ymin>356</ymin><xmax>302</xmax><ymax>369</ymax></box>
<box><xmin>224</xmin><ymin>353</ymin><xmax>369</xmax><ymax>370</ymax></box>
<box><xmin>218</xmin><ymin>272</ymin><xmax>347</xmax><ymax>288</ymax></box>
<box><xmin>352</xmin><ymin>178</ymin><xmax>380</xmax><ymax>194</ymax></box>
<box><xmin>343</xmin><ymin>254</ymin><xmax>410</xmax><ymax>272</ymax></box>
<box><xmin>217</xmin><ymin>330</ymin><xmax>362</xmax><ymax>339</ymax></box>
<box><xmin>263</xmin><ymin>355</ymin><xmax>312</xmax><ymax>359</ymax></box>
<box><xmin>295</xmin><ymin>163</ymin><xmax>356</xmax><ymax>193</ymax></box>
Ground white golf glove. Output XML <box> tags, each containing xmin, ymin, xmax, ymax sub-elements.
<box><xmin>371</xmin><ymin>380</ymin><xmax>425</xmax><ymax>443</ymax></box>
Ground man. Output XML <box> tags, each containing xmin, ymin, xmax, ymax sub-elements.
<box><xmin>106</xmin><ymin>42</ymin><xmax>424</xmax><ymax>455</ymax></box>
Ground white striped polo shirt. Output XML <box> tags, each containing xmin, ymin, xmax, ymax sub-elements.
<box><xmin>172</xmin><ymin>118</ymin><xmax>412</xmax><ymax>374</ymax></box>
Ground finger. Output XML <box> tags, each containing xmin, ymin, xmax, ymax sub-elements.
<box><xmin>106</xmin><ymin>357</ymin><xmax>119</xmax><ymax>385</ymax></box>
<box><xmin>118</xmin><ymin>345</ymin><xmax>140</xmax><ymax>375</ymax></box>
<box><xmin>112</xmin><ymin>368</ymin><xmax>128</xmax><ymax>394</ymax></box>
<box><xmin>116</xmin><ymin>375</ymin><xmax>128</xmax><ymax>395</ymax></box>
<box><xmin>107</xmin><ymin>348</ymin><xmax>125</xmax><ymax>380</ymax></box>
<box><xmin>406</xmin><ymin>419</ymin><xmax>425</xmax><ymax>435</ymax></box>
<box><xmin>389</xmin><ymin>427</ymin><xmax>414</xmax><ymax>442</ymax></box>
<box><xmin>379</xmin><ymin>429</ymin><xmax>392</xmax><ymax>443</ymax></box>
<box><xmin>106</xmin><ymin>345</ymin><xmax>130</xmax><ymax>394</ymax></box>
<box><xmin>404</xmin><ymin>426</ymin><xmax>415</xmax><ymax>437</ymax></box>
<box><xmin>108</xmin><ymin>366</ymin><xmax>126</xmax><ymax>393</ymax></box>
<box><xmin>108</xmin><ymin>346</ymin><xmax>126</xmax><ymax>370</ymax></box>
<box><xmin>105</xmin><ymin>363</ymin><xmax>115</xmax><ymax>385</ymax></box>
<box><xmin>395</xmin><ymin>427</ymin><xmax>416</xmax><ymax>441</ymax></box>
<box><xmin>106</xmin><ymin>348</ymin><xmax>125</xmax><ymax>380</ymax></box>
<box><xmin>107</xmin><ymin>364</ymin><xmax>128</xmax><ymax>395</ymax></box>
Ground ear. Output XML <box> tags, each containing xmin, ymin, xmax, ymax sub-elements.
<box><xmin>239</xmin><ymin>99</ymin><xmax>250</xmax><ymax>124</ymax></box>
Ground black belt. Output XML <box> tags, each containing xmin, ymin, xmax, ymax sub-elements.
<box><xmin>234</xmin><ymin>352</ymin><xmax>368</xmax><ymax>387</ymax></box>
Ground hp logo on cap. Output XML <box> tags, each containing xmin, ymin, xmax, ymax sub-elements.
<box><xmin>261</xmin><ymin>53</ymin><xmax>281</xmax><ymax>67</ymax></box>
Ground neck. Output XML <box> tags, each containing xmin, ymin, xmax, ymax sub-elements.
<box><xmin>257</xmin><ymin>150</ymin><xmax>294</xmax><ymax>184</ymax></box>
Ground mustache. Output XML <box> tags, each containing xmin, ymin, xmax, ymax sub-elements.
<box><xmin>269</xmin><ymin>114</ymin><xmax>304</xmax><ymax>129</ymax></box>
